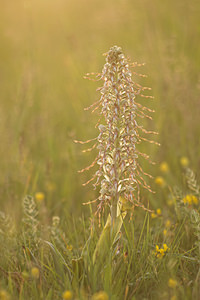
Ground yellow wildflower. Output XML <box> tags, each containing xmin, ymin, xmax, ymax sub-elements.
<box><xmin>183</xmin><ymin>194</ymin><xmax>192</xmax><ymax>205</ymax></box>
<box><xmin>160</xmin><ymin>162</ymin><xmax>169</xmax><ymax>173</ymax></box>
<box><xmin>62</xmin><ymin>290</ymin><xmax>73</xmax><ymax>300</ymax></box>
<box><xmin>156</xmin><ymin>245</ymin><xmax>159</xmax><ymax>252</ymax></box>
<box><xmin>159</xmin><ymin>248</ymin><xmax>165</xmax><ymax>257</ymax></box>
<box><xmin>92</xmin><ymin>291</ymin><xmax>109</xmax><ymax>300</ymax></box>
<box><xmin>155</xmin><ymin>245</ymin><xmax>162</xmax><ymax>258</ymax></box>
<box><xmin>168</xmin><ymin>278</ymin><xmax>178</xmax><ymax>289</ymax></box>
<box><xmin>155</xmin><ymin>244</ymin><xmax>170</xmax><ymax>258</ymax></box>
<box><xmin>167</xmin><ymin>198</ymin><xmax>175</xmax><ymax>207</ymax></box>
<box><xmin>163</xmin><ymin>243</ymin><xmax>170</xmax><ymax>251</ymax></box>
<box><xmin>151</xmin><ymin>209</ymin><xmax>162</xmax><ymax>219</ymax></box>
<box><xmin>31</xmin><ymin>267</ymin><xmax>39</xmax><ymax>279</ymax></box>
<box><xmin>191</xmin><ymin>195</ymin><xmax>198</xmax><ymax>205</ymax></box>
<box><xmin>155</xmin><ymin>176</ymin><xmax>165</xmax><ymax>187</ymax></box>
<box><xmin>183</xmin><ymin>194</ymin><xmax>199</xmax><ymax>206</ymax></box>
<box><xmin>180</xmin><ymin>156</ymin><xmax>189</xmax><ymax>167</ymax></box>
<box><xmin>156</xmin><ymin>208</ymin><xmax>162</xmax><ymax>216</ymax></box>
<box><xmin>0</xmin><ymin>290</ymin><xmax>10</xmax><ymax>300</ymax></box>
<box><xmin>171</xmin><ymin>296</ymin><xmax>177</xmax><ymax>300</ymax></box>
<box><xmin>35</xmin><ymin>192</ymin><xmax>45</xmax><ymax>203</ymax></box>
<box><xmin>163</xmin><ymin>229</ymin><xmax>167</xmax><ymax>236</ymax></box>
<box><xmin>165</xmin><ymin>219</ymin><xmax>171</xmax><ymax>228</ymax></box>
<box><xmin>151</xmin><ymin>212</ymin><xmax>157</xmax><ymax>219</ymax></box>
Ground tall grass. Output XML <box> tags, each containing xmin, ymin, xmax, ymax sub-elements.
<box><xmin>0</xmin><ymin>164</ymin><xmax>199</xmax><ymax>299</ymax></box>
<box><xmin>0</xmin><ymin>0</ymin><xmax>200</xmax><ymax>214</ymax></box>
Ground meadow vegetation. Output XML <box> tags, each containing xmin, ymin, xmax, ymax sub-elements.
<box><xmin>0</xmin><ymin>0</ymin><xmax>200</xmax><ymax>299</ymax></box>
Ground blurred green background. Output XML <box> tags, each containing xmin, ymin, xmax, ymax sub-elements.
<box><xmin>0</xmin><ymin>0</ymin><xmax>200</xmax><ymax>218</ymax></box>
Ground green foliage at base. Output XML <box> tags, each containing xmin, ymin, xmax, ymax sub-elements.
<box><xmin>0</xmin><ymin>167</ymin><xmax>200</xmax><ymax>299</ymax></box>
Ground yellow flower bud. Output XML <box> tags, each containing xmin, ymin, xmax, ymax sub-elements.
<box><xmin>31</xmin><ymin>267</ymin><xmax>39</xmax><ymax>279</ymax></box>
<box><xmin>92</xmin><ymin>291</ymin><xmax>109</xmax><ymax>300</ymax></box>
<box><xmin>35</xmin><ymin>192</ymin><xmax>45</xmax><ymax>203</ymax></box>
<box><xmin>183</xmin><ymin>194</ymin><xmax>199</xmax><ymax>206</ymax></box>
<box><xmin>0</xmin><ymin>290</ymin><xmax>10</xmax><ymax>300</ymax></box>
<box><xmin>62</xmin><ymin>290</ymin><xmax>73</xmax><ymax>300</ymax></box>
<box><xmin>180</xmin><ymin>156</ymin><xmax>189</xmax><ymax>167</ymax></box>
<box><xmin>151</xmin><ymin>213</ymin><xmax>157</xmax><ymax>219</ymax></box>
<box><xmin>160</xmin><ymin>162</ymin><xmax>169</xmax><ymax>173</ymax></box>
<box><xmin>163</xmin><ymin>243</ymin><xmax>170</xmax><ymax>251</ymax></box>
<box><xmin>192</xmin><ymin>195</ymin><xmax>198</xmax><ymax>205</ymax></box>
<box><xmin>156</xmin><ymin>208</ymin><xmax>162</xmax><ymax>215</ymax></box>
<box><xmin>165</xmin><ymin>219</ymin><xmax>171</xmax><ymax>228</ymax></box>
<box><xmin>155</xmin><ymin>176</ymin><xmax>165</xmax><ymax>187</ymax></box>
<box><xmin>168</xmin><ymin>278</ymin><xmax>178</xmax><ymax>288</ymax></box>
